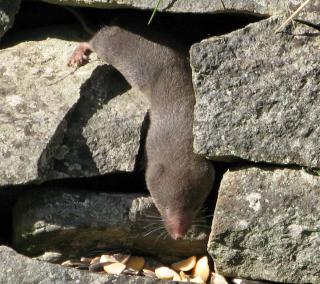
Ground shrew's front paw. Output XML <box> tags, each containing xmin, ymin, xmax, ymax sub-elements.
<box><xmin>67</xmin><ymin>42</ymin><xmax>92</xmax><ymax>68</ymax></box>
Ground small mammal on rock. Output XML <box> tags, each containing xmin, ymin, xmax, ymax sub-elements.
<box><xmin>68</xmin><ymin>14</ymin><xmax>215</xmax><ymax>240</ymax></box>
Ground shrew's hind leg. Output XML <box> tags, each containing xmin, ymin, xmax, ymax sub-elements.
<box><xmin>67</xmin><ymin>42</ymin><xmax>93</xmax><ymax>67</ymax></box>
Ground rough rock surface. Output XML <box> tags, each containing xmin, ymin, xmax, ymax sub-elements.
<box><xmin>0</xmin><ymin>0</ymin><xmax>21</xmax><ymax>40</ymax></box>
<box><xmin>13</xmin><ymin>189</ymin><xmax>209</xmax><ymax>261</ymax></box>
<box><xmin>209</xmin><ymin>167</ymin><xmax>320</xmax><ymax>284</ymax></box>
<box><xmin>0</xmin><ymin>27</ymin><xmax>148</xmax><ymax>186</ymax></box>
<box><xmin>191</xmin><ymin>16</ymin><xmax>320</xmax><ymax>168</ymax></box>
<box><xmin>0</xmin><ymin>245</ymin><xmax>172</xmax><ymax>284</ymax></box>
<box><xmin>37</xmin><ymin>0</ymin><xmax>320</xmax><ymax>23</ymax></box>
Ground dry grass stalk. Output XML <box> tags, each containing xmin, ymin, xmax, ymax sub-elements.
<box><xmin>220</xmin><ymin>0</ymin><xmax>226</xmax><ymax>10</ymax></box>
<box><xmin>275</xmin><ymin>0</ymin><xmax>313</xmax><ymax>33</ymax></box>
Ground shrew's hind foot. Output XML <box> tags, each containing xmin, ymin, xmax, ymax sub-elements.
<box><xmin>67</xmin><ymin>42</ymin><xmax>92</xmax><ymax>67</ymax></box>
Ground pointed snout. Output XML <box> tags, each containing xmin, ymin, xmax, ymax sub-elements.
<box><xmin>165</xmin><ymin>210</ymin><xmax>192</xmax><ymax>240</ymax></box>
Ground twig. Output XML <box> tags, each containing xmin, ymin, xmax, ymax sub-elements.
<box><xmin>47</xmin><ymin>59</ymin><xmax>99</xmax><ymax>86</ymax></box>
<box><xmin>47</xmin><ymin>68</ymin><xmax>79</xmax><ymax>86</ymax></box>
<box><xmin>220</xmin><ymin>0</ymin><xmax>226</xmax><ymax>10</ymax></box>
<box><xmin>275</xmin><ymin>0</ymin><xmax>312</xmax><ymax>33</ymax></box>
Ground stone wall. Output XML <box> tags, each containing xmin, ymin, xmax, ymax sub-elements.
<box><xmin>0</xmin><ymin>1</ymin><xmax>319</xmax><ymax>283</ymax></box>
<box><xmin>190</xmin><ymin>14</ymin><xmax>320</xmax><ymax>284</ymax></box>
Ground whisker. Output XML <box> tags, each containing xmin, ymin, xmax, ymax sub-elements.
<box><xmin>193</xmin><ymin>216</ymin><xmax>213</xmax><ymax>223</ymax></box>
<box><xmin>192</xmin><ymin>225</ymin><xmax>210</xmax><ymax>229</ymax></box>
<box><xmin>192</xmin><ymin>224</ymin><xmax>211</xmax><ymax>229</ymax></box>
<box><xmin>201</xmin><ymin>214</ymin><xmax>214</xmax><ymax>218</ymax></box>
<box><xmin>143</xmin><ymin>223</ymin><xmax>165</xmax><ymax>231</ymax></box>
<box><xmin>199</xmin><ymin>206</ymin><xmax>210</xmax><ymax>214</ymax></box>
<box><xmin>192</xmin><ymin>224</ymin><xmax>210</xmax><ymax>229</ymax></box>
<box><xmin>143</xmin><ymin>216</ymin><xmax>162</xmax><ymax>221</ymax></box>
<box><xmin>192</xmin><ymin>218</ymin><xmax>210</xmax><ymax>223</ymax></box>
<box><xmin>144</xmin><ymin>226</ymin><xmax>165</xmax><ymax>237</ymax></box>
<box><xmin>143</xmin><ymin>222</ymin><xmax>163</xmax><ymax>229</ymax></box>
<box><xmin>192</xmin><ymin>219</ymin><xmax>209</xmax><ymax>223</ymax></box>
<box><xmin>142</xmin><ymin>213</ymin><xmax>162</xmax><ymax>219</ymax></box>
<box><xmin>193</xmin><ymin>221</ymin><xmax>211</xmax><ymax>225</ymax></box>
<box><xmin>143</xmin><ymin>212</ymin><xmax>160</xmax><ymax>217</ymax></box>
<box><xmin>155</xmin><ymin>228</ymin><xmax>168</xmax><ymax>243</ymax></box>
<box><xmin>155</xmin><ymin>232</ymin><xmax>163</xmax><ymax>244</ymax></box>
<box><xmin>159</xmin><ymin>230</ymin><xmax>167</xmax><ymax>240</ymax></box>
<box><xmin>144</xmin><ymin>219</ymin><xmax>163</xmax><ymax>224</ymax></box>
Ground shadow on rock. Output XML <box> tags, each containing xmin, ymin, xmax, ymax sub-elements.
<box><xmin>37</xmin><ymin>65</ymin><xmax>132</xmax><ymax>180</ymax></box>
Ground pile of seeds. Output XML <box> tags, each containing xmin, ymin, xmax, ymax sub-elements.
<box><xmin>61</xmin><ymin>252</ymin><xmax>229</xmax><ymax>283</ymax></box>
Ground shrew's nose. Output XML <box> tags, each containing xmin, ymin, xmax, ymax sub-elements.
<box><xmin>166</xmin><ymin>210</ymin><xmax>191</xmax><ymax>240</ymax></box>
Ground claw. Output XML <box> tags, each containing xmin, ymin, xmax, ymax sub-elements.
<box><xmin>67</xmin><ymin>42</ymin><xmax>92</xmax><ymax>68</ymax></box>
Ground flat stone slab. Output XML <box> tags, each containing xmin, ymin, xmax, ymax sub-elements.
<box><xmin>37</xmin><ymin>0</ymin><xmax>319</xmax><ymax>24</ymax></box>
<box><xmin>209</xmin><ymin>167</ymin><xmax>320</xmax><ymax>283</ymax></box>
<box><xmin>0</xmin><ymin>27</ymin><xmax>148</xmax><ymax>186</ymax></box>
<box><xmin>0</xmin><ymin>245</ymin><xmax>173</xmax><ymax>284</ymax></box>
<box><xmin>191</xmin><ymin>16</ymin><xmax>320</xmax><ymax>168</ymax></box>
<box><xmin>13</xmin><ymin>189</ymin><xmax>209</xmax><ymax>261</ymax></box>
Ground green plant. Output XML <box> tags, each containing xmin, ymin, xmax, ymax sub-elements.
<box><xmin>148</xmin><ymin>0</ymin><xmax>162</xmax><ymax>25</ymax></box>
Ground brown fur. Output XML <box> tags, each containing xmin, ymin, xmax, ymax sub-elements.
<box><xmin>68</xmin><ymin>16</ymin><xmax>215</xmax><ymax>239</ymax></box>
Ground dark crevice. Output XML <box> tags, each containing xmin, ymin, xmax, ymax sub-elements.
<box><xmin>204</xmin><ymin>161</ymin><xmax>228</xmax><ymax>219</ymax></box>
<box><xmin>207</xmin><ymin>154</ymin><xmax>310</xmax><ymax>173</ymax></box>
<box><xmin>134</xmin><ymin>111</ymin><xmax>149</xmax><ymax>178</ymax></box>
<box><xmin>0</xmin><ymin>170</ymin><xmax>147</xmax><ymax>246</ymax></box>
<box><xmin>295</xmin><ymin>19</ymin><xmax>320</xmax><ymax>31</ymax></box>
<box><xmin>1</xmin><ymin>2</ymin><xmax>265</xmax><ymax>48</ymax></box>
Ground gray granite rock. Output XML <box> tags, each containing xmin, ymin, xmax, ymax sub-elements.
<box><xmin>13</xmin><ymin>189</ymin><xmax>209</xmax><ymax>261</ymax></box>
<box><xmin>48</xmin><ymin>81</ymin><xmax>149</xmax><ymax>180</ymax></box>
<box><xmin>209</xmin><ymin>167</ymin><xmax>320</xmax><ymax>284</ymax></box>
<box><xmin>37</xmin><ymin>0</ymin><xmax>319</xmax><ymax>24</ymax></box>
<box><xmin>0</xmin><ymin>0</ymin><xmax>21</xmax><ymax>40</ymax></box>
<box><xmin>0</xmin><ymin>245</ymin><xmax>173</xmax><ymax>284</ymax></box>
<box><xmin>191</xmin><ymin>16</ymin><xmax>320</xmax><ymax>168</ymax></box>
<box><xmin>0</xmin><ymin>27</ymin><xmax>148</xmax><ymax>186</ymax></box>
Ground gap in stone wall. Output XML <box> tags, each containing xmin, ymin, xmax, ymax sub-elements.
<box><xmin>0</xmin><ymin>171</ymin><xmax>147</xmax><ymax>246</ymax></box>
<box><xmin>1</xmin><ymin>1</ymin><xmax>265</xmax><ymax>48</ymax></box>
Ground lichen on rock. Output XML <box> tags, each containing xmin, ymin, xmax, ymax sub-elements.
<box><xmin>210</xmin><ymin>167</ymin><xmax>320</xmax><ymax>283</ymax></box>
